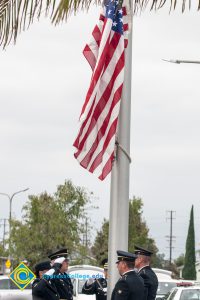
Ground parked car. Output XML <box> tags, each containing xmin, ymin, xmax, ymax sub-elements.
<box><xmin>156</xmin><ymin>279</ymin><xmax>180</xmax><ymax>300</ymax></box>
<box><xmin>153</xmin><ymin>268</ymin><xmax>180</xmax><ymax>300</ymax></box>
<box><xmin>68</xmin><ymin>265</ymin><xmax>104</xmax><ymax>300</ymax></box>
<box><xmin>0</xmin><ymin>275</ymin><xmax>32</xmax><ymax>300</ymax></box>
<box><xmin>153</xmin><ymin>268</ymin><xmax>198</xmax><ymax>300</ymax></box>
<box><xmin>166</xmin><ymin>286</ymin><xmax>200</xmax><ymax>300</ymax></box>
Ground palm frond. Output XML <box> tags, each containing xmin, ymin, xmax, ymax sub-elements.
<box><xmin>0</xmin><ymin>0</ymin><xmax>200</xmax><ymax>48</ymax></box>
<box><xmin>0</xmin><ymin>0</ymin><xmax>58</xmax><ymax>47</ymax></box>
<box><xmin>132</xmin><ymin>0</ymin><xmax>200</xmax><ymax>14</ymax></box>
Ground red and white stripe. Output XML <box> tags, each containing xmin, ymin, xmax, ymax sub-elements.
<box><xmin>73</xmin><ymin>6</ymin><xmax>129</xmax><ymax>180</ymax></box>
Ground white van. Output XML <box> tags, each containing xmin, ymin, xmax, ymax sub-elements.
<box><xmin>68</xmin><ymin>265</ymin><xmax>104</xmax><ymax>300</ymax></box>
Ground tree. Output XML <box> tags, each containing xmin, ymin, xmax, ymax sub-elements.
<box><xmin>91</xmin><ymin>218</ymin><xmax>109</xmax><ymax>265</ymax></box>
<box><xmin>10</xmin><ymin>179</ymin><xmax>90</xmax><ymax>267</ymax></box>
<box><xmin>0</xmin><ymin>242</ymin><xmax>8</xmax><ymax>257</ymax></box>
<box><xmin>182</xmin><ymin>205</ymin><xmax>196</xmax><ymax>280</ymax></box>
<box><xmin>173</xmin><ymin>254</ymin><xmax>185</xmax><ymax>278</ymax></box>
<box><xmin>152</xmin><ymin>253</ymin><xmax>166</xmax><ymax>269</ymax></box>
<box><xmin>128</xmin><ymin>197</ymin><xmax>157</xmax><ymax>253</ymax></box>
<box><xmin>92</xmin><ymin>197</ymin><xmax>158</xmax><ymax>266</ymax></box>
<box><xmin>129</xmin><ymin>197</ymin><xmax>159</xmax><ymax>267</ymax></box>
<box><xmin>0</xmin><ymin>0</ymin><xmax>200</xmax><ymax>47</ymax></box>
<box><xmin>174</xmin><ymin>254</ymin><xmax>185</xmax><ymax>267</ymax></box>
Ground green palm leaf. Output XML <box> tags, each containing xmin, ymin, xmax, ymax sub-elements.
<box><xmin>0</xmin><ymin>0</ymin><xmax>200</xmax><ymax>47</ymax></box>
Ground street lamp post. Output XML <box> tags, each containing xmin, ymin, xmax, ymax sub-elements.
<box><xmin>0</xmin><ymin>188</ymin><xmax>29</xmax><ymax>259</ymax></box>
<box><xmin>163</xmin><ymin>59</ymin><xmax>200</xmax><ymax>64</ymax></box>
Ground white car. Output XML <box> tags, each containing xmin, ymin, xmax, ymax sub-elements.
<box><xmin>0</xmin><ymin>275</ymin><xmax>32</xmax><ymax>300</ymax></box>
<box><xmin>153</xmin><ymin>268</ymin><xmax>197</xmax><ymax>300</ymax></box>
<box><xmin>153</xmin><ymin>268</ymin><xmax>180</xmax><ymax>300</ymax></box>
<box><xmin>68</xmin><ymin>265</ymin><xmax>104</xmax><ymax>300</ymax></box>
<box><xmin>166</xmin><ymin>286</ymin><xmax>200</xmax><ymax>300</ymax></box>
<box><xmin>156</xmin><ymin>279</ymin><xmax>180</xmax><ymax>300</ymax></box>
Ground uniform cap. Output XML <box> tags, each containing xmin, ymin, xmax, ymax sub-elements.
<box><xmin>35</xmin><ymin>261</ymin><xmax>51</xmax><ymax>277</ymax></box>
<box><xmin>134</xmin><ymin>245</ymin><xmax>153</xmax><ymax>257</ymax></box>
<box><xmin>48</xmin><ymin>248</ymin><xmax>69</xmax><ymax>260</ymax></box>
<box><xmin>116</xmin><ymin>250</ymin><xmax>137</xmax><ymax>263</ymax></box>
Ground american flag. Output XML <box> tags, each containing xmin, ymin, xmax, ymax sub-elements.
<box><xmin>73</xmin><ymin>0</ymin><xmax>129</xmax><ymax>180</ymax></box>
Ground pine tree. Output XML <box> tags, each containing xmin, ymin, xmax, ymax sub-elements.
<box><xmin>182</xmin><ymin>205</ymin><xmax>196</xmax><ymax>280</ymax></box>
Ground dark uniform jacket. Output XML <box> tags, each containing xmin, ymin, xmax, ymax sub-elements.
<box><xmin>32</xmin><ymin>278</ymin><xmax>60</xmax><ymax>300</ymax></box>
<box><xmin>138</xmin><ymin>266</ymin><xmax>158</xmax><ymax>300</ymax></box>
<box><xmin>82</xmin><ymin>277</ymin><xmax>107</xmax><ymax>300</ymax></box>
<box><xmin>54</xmin><ymin>272</ymin><xmax>73</xmax><ymax>300</ymax></box>
<box><xmin>111</xmin><ymin>270</ymin><xmax>144</xmax><ymax>300</ymax></box>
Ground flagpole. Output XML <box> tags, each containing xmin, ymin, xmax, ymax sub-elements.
<box><xmin>107</xmin><ymin>1</ymin><xmax>133</xmax><ymax>298</ymax></box>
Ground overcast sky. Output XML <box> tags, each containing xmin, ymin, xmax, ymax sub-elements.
<box><xmin>0</xmin><ymin>2</ymin><xmax>200</xmax><ymax>260</ymax></box>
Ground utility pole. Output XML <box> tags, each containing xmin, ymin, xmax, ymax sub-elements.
<box><xmin>0</xmin><ymin>219</ymin><xmax>8</xmax><ymax>249</ymax></box>
<box><xmin>0</xmin><ymin>188</ymin><xmax>29</xmax><ymax>259</ymax></box>
<box><xmin>163</xmin><ymin>59</ymin><xmax>200</xmax><ymax>64</ymax></box>
<box><xmin>2</xmin><ymin>219</ymin><xmax>7</xmax><ymax>249</ymax></box>
<box><xmin>82</xmin><ymin>217</ymin><xmax>89</xmax><ymax>249</ymax></box>
<box><xmin>85</xmin><ymin>217</ymin><xmax>88</xmax><ymax>249</ymax></box>
<box><xmin>166</xmin><ymin>210</ymin><xmax>176</xmax><ymax>264</ymax></box>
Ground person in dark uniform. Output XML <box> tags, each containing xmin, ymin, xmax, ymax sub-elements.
<box><xmin>111</xmin><ymin>250</ymin><xmax>144</xmax><ymax>300</ymax></box>
<box><xmin>48</xmin><ymin>248</ymin><xmax>73</xmax><ymax>300</ymax></box>
<box><xmin>32</xmin><ymin>260</ymin><xmax>60</xmax><ymax>300</ymax></box>
<box><xmin>82</xmin><ymin>258</ymin><xmax>108</xmax><ymax>300</ymax></box>
<box><xmin>134</xmin><ymin>246</ymin><xmax>158</xmax><ymax>300</ymax></box>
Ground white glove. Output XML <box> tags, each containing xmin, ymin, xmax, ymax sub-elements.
<box><xmin>53</xmin><ymin>257</ymin><xmax>66</xmax><ymax>265</ymax></box>
<box><xmin>45</xmin><ymin>268</ymin><xmax>55</xmax><ymax>276</ymax></box>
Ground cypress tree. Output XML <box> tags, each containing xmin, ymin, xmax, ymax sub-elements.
<box><xmin>182</xmin><ymin>205</ymin><xmax>196</xmax><ymax>280</ymax></box>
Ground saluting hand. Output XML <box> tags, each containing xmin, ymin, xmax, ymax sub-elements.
<box><xmin>52</xmin><ymin>256</ymin><xmax>66</xmax><ymax>270</ymax></box>
<box><xmin>53</xmin><ymin>257</ymin><xmax>66</xmax><ymax>265</ymax></box>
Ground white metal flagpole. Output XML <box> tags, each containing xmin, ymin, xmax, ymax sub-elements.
<box><xmin>107</xmin><ymin>0</ymin><xmax>133</xmax><ymax>297</ymax></box>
